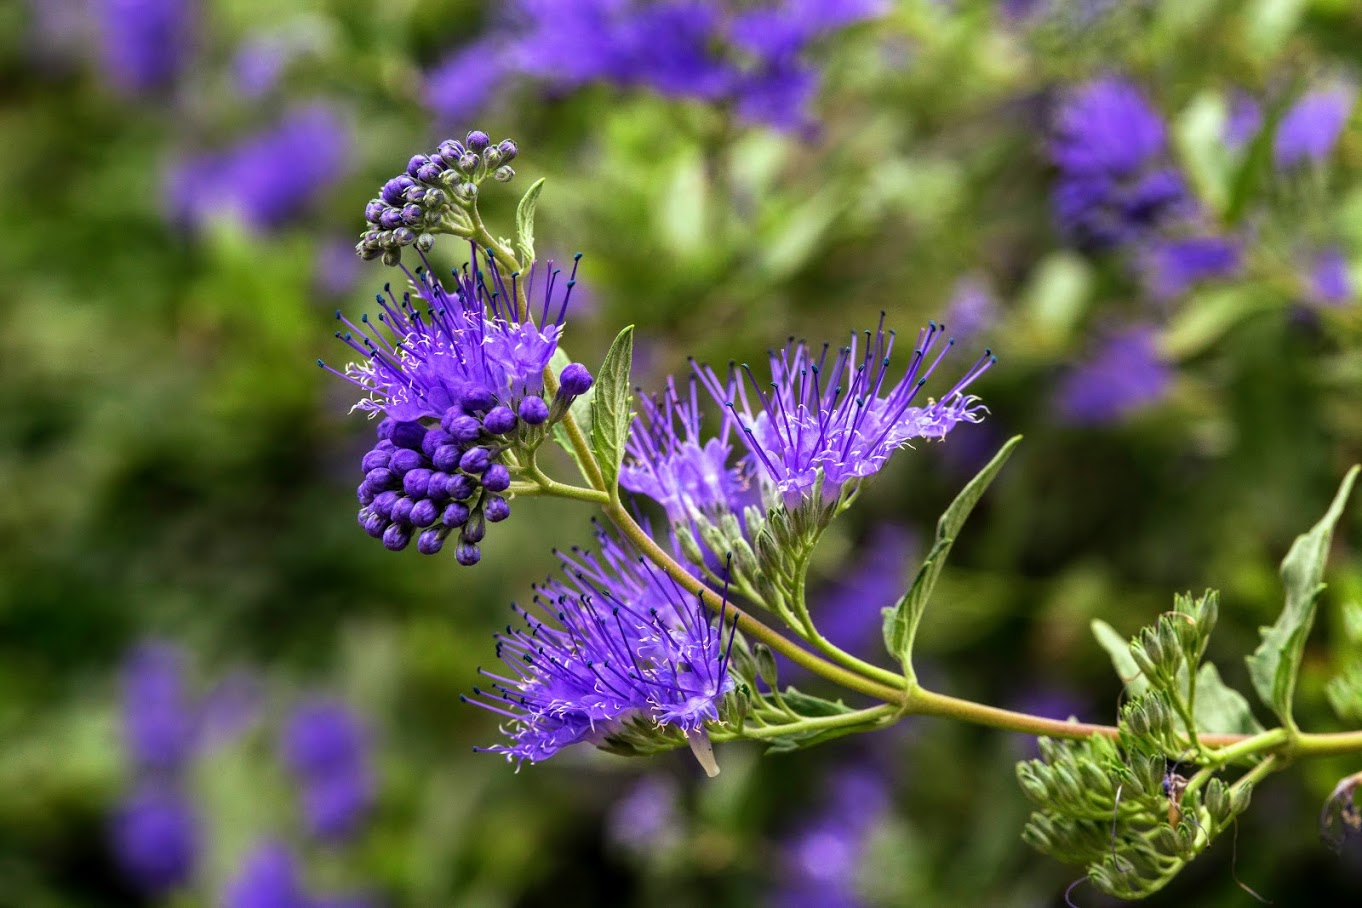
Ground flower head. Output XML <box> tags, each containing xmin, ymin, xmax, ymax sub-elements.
<box><xmin>1051</xmin><ymin>78</ymin><xmax>1192</xmax><ymax>249</ymax></box>
<box><xmin>1275</xmin><ymin>86</ymin><xmax>1355</xmax><ymax>170</ymax></box>
<box><xmin>111</xmin><ymin>785</ymin><xmax>199</xmax><ymax>896</ymax></box>
<box><xmin>694</xmin><ymin>319</ymin><xmax>992</xmax><ymax>510</ymax></box>
<box><xmin>466</xmin><ymin>530</ymin><xmax>735</xmax><ymax>773</ymax></box>
<box><xmin>321</xmin><ymin>246</ymin><xmax>592</xmax><ymax>563</ymax></box>
<box><xmin>1053</xmin><ymin>325</ymin><xmax>1172</xmax><ymax>425</ymax></box>
<box><xmin>281</xmin><ymin>700</ymin><xmax>374</xmax><ymax>843</ymax></box>
<box><xmin>621</xmin><ymin>376</ymin><xmax>752</xmax><ymax>524</ymax></box>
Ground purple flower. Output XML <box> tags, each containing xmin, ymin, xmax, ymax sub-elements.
<box><xmin>1051</xmin><ymin>78</ymin><xmax>1192</xmax><ymax>249</ymax></box>
<box><xmin>315</xmin><ymin>237</ymin><xmax>365</xmax><ymax>299</ymax></box>
<box><xmin>1143</xmin><ymin>235</ymin><xmax>1242</xmax><ymax>301</ymax></box>
<box><xmin>770</xmin><ymin>767</ymin><xmax>889</xmax><ymax>908</ymax></box>
<box><xmin>231</xmin><ymin>36</ymin><xmax>294</xmax><ymax>100</ymax></box>
<box><xmin>1307</xmin><ymin>247</ymin><xmax>1353</xmax><ymax>306</ymax></box>
<box><xmin>322</xmin><ymin>248</ymin><xmax>591</xmax><ymax>563</ymax></box>
<box><xmin>694</xmin><ymin>320</ymin><xmax>992</xmax><ymax>510</ymax></box>
<box><xmin>1274</xmin><ymin>86</ymin><xmax>1355</xmax><ymax>170</ymax></box>
<box><xmin>1053</xmin><ymin>325</ymin><xmax>1172</xmax><ymax>425</ymax></box>
<box><xmin>281</xmin><ymin>699</ymin><xmax>374</xmax><ymax>843</ymax></box>
<box><xmin>729</xmin><ymin>0</ymin><xmax>886</xmax><ymax>59</ymax></box>
<box><xmin>466</xmin><ymin>530</ymin><xmax>735</xmax><ymax>773</ymax></box>
<box><xmin>1224</xmin><ymin>91</ymin><xmax>1263</xmax><ymax>151</ymax></box>
<box><xmin>621</xmin><ymin>376</ymin><xmax>752</xmax><ymax>524</ymax></box>
<box><xmin>813</xmin><ymin>525</ymin><xmax>916</xmax><ymax>656</ymax></box>
<box><xmin>425</xmin><ymin>38</ymin><xmax>510</xmax><ymax>123</ymax></box>
<box><xmin>606</xmin><ymin>775</ymin><xmax>682</xmax><ymax>856</ymax></box>
<box><xmin>223</xmin><ymin>842</ymin><xmax>311</xmax><ymax>908</ymax></box>
<box><xmin>166</xmin><ymin>104</ymin><xmax>351</xmax><ymax>233</ymax></box>
<box><xmin>111</xmin><ymin>785</ymin><xmax>198</xmax><ymax>895</ymax></box>
<box><xmin>122</xmin><ymin>642</ymin><xmax>197</xmax><ymax>773</ymax></box>
<box><xmin>95</xmin><ymin>0</ymin><xmax>195</xmax><ymax>94</ymax></box>
<box><xmin>942</xmin><ymin>276</ymin><xmax>997</xmax><ymax>344</ymax></box>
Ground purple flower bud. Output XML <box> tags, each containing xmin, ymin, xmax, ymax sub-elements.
<box><xmin>390</xmin><ymin>421</ymin><xmax>426</xmax><ymax>450</ymax></box>
<box><xmin>403</xmin><ymin>468</ymin><xmax>433</xmax><ymax>498</ymax></box>
<box><xmin>371</xmin><ymin>490</ymin><xmax>398</xmax><ymax>519</ymax></box>
<box><xmin>446</xmin><ymin>474</ymin><xmax>477</xmax><ymax>501</ymax></box>
<box><xmin>466</xmin><ymin>130</ymin><xmax>491</xmax><ymax>152</ymax></box>
<box><xmin>497</xmin><ymin>140</ymin><xmax>518</xmax><ymax>162</ymax></box>
<box><xmin>389</xmin><ymin>448</ymin><xmax>424</xmax><ymax>474</ymax></box>
<box><xmin>421</xmin><ymin>428</ymin><xmax>453</xmax><ymax>458</ymax></box>
<box><xmin>442</xmin><ymin>502</ymin><xmax>470</xmax><ymax>527</ymax></box>
<box><xmin>406</xmin><ymin>186</ymin><xmax>427</xmax><ymax>203</ymax></box>
<box><xmin>390</xmin><ymin>497</ymin><xmax>415</xmax><ymax>526</ymax></box>
<box><xmin>360</xmin><ymin>449</ymin><xmax>390</xmax><ymax>472</ymax></box>
<box><xmin>407</xmin><ymin>155</ymin><xmax>431</xmax><ymax>177</ymax></box>
<box><xmin>482</xmin><ymin>464</ymin><xmax>511</xmax><ymax>492</ymax></box>
<box><xmin>519</xmin><ymin>396</ymin><xmax>550</xmax><ymax>425</ymax></box>
<box><xmin>456</xmin><ymin>543</ymin><xmax>481</xmax><ymax>566</ymax></box>
<box><xmin>410</xmin><ymin>498</ymin><xmax>439</xmax><ymax>527</ymax></box>
<box><xmin>459</xmin><ymin>447</ymin><xmax>492</xmax><ymax>474</ymax></box>
<box><xmin>379</xmin><ymin>208</ymin><xmax>403</xmax><ymax>230</ymax></box>
<box><xmin>356</xmin><ymin>483</ymin><xmax>375</xmax><ymax>505</ymax></box>
<box><xmin>382</xmin><ymin>176</ymin><xmax>413</xmax><ymax>206</ymax></box>
<box><xmin>364</xmin><ymin>200</ymin><xmax>385</xmax><ymax>224</ymax></box>
<box><xmin>483</xmin><ymin>406</ymin><xmax>517</xmax><ymax>435</ymax></box>
<box><xmin>364</xmin><ymin>467</ymin><xmax>396</xmax><ymax>490</ymax></box>
<box><xmin>376</xmin><ymin>418</ymin><xmax>396</xmax><ymax>440</ymax></box>
<box><xmin>437</xmin><ymin>140</ymin><xmax>465</xmax><ymax>161</ymax></box>
<box><xmin>484</xmin><ymin>496</ymin><xmax>510</xmax><ymax>522</ymax></box>
<box><xmin>433</xmin><ymin>444</ymin><xmax>462</xmax><ymax>472</ymax></box>
<box><xmin>362</xmin><ymin>511</ymin><xmax>387</xmax><ymax>538</ymax></box>
<box><xmin>460</xmin><ymin>385</ymin><xmax>497</xmax><ymax>414</ymax></box>
<box><xmin>427</xmin><ymin>472</ymin><xmax>451</xmax><ymax>501</ymax></box>
<box><xmin>447</xmin><ymin>415</ymin><xmax>482</xmax><ymax>443</ymax></box>
<box><xmin>558</xmin><ymin>363</ymin><xmax>594</xmax><ymax>396</ymax></box>
<box><xmin>461</xmin><ymin>509</ymin><xmax>487</xmax><ymax>544</ymax></box>
<box><xmin>394</xmin><ymin>227</ymin><xmax>416</xmax><ymax>246</ymax></box>
<box><xmin>382</xmin><ymin>524</ymin><xmax>411</xmax><ymax>551</ymax></box>
<box><xmin>375</xmin><ymin>438</ymin><xmax>395</xmax><ymax>453</ymax></box>
<box><xmin>418</xmin><ymin>528</ymin><xmax>447</xmax><ymax>555</ymax></box>
<box><xmin>401</xmin><ymin>204</ymin><xmax>423</xmax><ymax>226</ymax></box>
<box><xmin>458</xmin><ymin>153</ymin><xmax>479</xmax><ymax>173</ymax></box>
<box><xmin>416</xmin><ymin>163</ymin><xmax>443</xmax><ymax>183</ymax></box>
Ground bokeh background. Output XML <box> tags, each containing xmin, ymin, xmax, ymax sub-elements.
<box><xmin>4</xmin><ymin>0</ymin><xmax>1362</xmax><ymax>905</ymax></box>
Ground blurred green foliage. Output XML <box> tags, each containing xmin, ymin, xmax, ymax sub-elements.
<box><xmin>4</xmin><ymin>0</ymin><xmax>1362</xmax><ymax>905</ymax></box>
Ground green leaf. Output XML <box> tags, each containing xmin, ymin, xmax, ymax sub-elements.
<box><xmin>779</xmin><ymin>687</ymin><xmax>852</xmax><ymax>718</ymax></box>
<box><xmin>589</xmin><ymin>326</ymin><xmax>635</xmax><ymax>491</ymax></box>
<box><xmin>761</xmin><ymin>687</ymin><xmax>858</xmax><ymax>755</ymax></box>
<box><xmin>882</xmin><ymin>436</ymin><xmax>1021</xmax><ymax>681</ymax></box>
<box><xmin>549</xmin><ymin>348</ymin><xmax>594</xmax><ymax>471</ymax></box>
<box><xmin>1246</xmin><ymin>466</ymin><xmax>1360</xmax><ymax>728</ymax></box>
<box><xmin>1091</xmin><ymin>619</ymin><xmax>1151</xmax><ymax>698</ymax></box>
<box><xmin>1193</xmin><ymin>662</ymin><xmax>1264</xmax><ymax>736</ymax></box>
<box><xmin>513</xmin><ymin>177</ymin><xmax>545</xmax><ymax>268</ymax></box>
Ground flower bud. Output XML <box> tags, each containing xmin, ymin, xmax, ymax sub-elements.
<box><xmin>390</xmin><ymin>497</ymin><xmax>415</xmax><ymax>526</ymax></box>
<box><xmin>458</xmin><ymin>153</ymin><xmax>479</xmax><ymax>174</ymax></box>
<box><xmin>498</xmin><ymin>139</ymin><xmax>518</xmax><ymax>162</ymax></box>
<box><xmin>456</xmin><ymin>542</ymin><xmax>481</xmax><ymax>566</ymax></box>
<box><xmin>417</xmin><ymin>528</ymin><xmax>447</xmax><ymax>555</ymax></box>
<box><xmin>371</xmin><ymin>490</ymin><xmax>398</xmax><ymax>519</ymax></box>
<box><xmin>446</xmin><ymin>474</ymin><xmax>477</xmax><ymax>501</ymax></box>
<box><xmin>360</xmin><ymin>449</ymin><xmax>390</xmax><ymax>472</ymax></box>
<box><xmin>381</xmin><ymin>249</ymin><xmax>401</xmax><ymax>266</ymax></box>
<box><xmin>673</xmin><ymin>523</ymin><xmax>707</xmax><ymax>567</ymax></box>
<box><xmin>485</xmin><ymin>496</ymin><xmax>510</xmax><ymax>522</ymax></box>
<box><xmin>482</xmin><ymin>464</ymin><xmax>511</xmax><ymax>492</ymax></box>
<box><xmin>356</xmin><ymin>482</ymin><xmax>376</xmax><ymax>505</ymax></box>
<box><xmin>518</xmin><ymin>396</ymin><xmax>550</xmax><ymax>425</ymax></box>
<box><xmin>483</xmin><ymin>406</ymin><xmax>517</xmax><ymax>435</ymax></box>
<box><xmin>437</xmin><ymin>139</ymin><xmax>464</xmax><ymax>161</ymax></box>
<box><xmin>424</xmin><ymin>188</ymin><xmax>447</xmax><ymax>208</ymax></box>
<box><xmin>389</xmin><ymin>448</ymin><xmax>424</xmax><ymax>474</ymax></box>
<box><xmin>558</xmin><ymin>363</ymin><xmax>594</xmax><ymax>397</ymax></box>
<box><xmin>465</xmin><ymin>130</ymin><xmax>491</xmax><ymax>152</ymax></box>
<box><xmin>365</xmin><ymin>199</ymin><xmax>386</xmax><ymax>223</ymax></box>
<box><xmin>432</xmin><ymin>444</ymin><xmax>462</xmax><ymax>472</ymax></box>
<box><xmin>426</xmin><ymin>472</ymin><xmax>451</xmax><ymax>502</ymax></box>
<box><xmin>362</xmin><ymin>511</ymin><xmax>387</xmax><ymax>539</ymax></box>
<box><xmin>462</xmin><ymin>508</ymin><xmax>487</xmax><ymax>544</ymax></box>
<box><xmin>382</xmin><ymin>524</ymin><xmax>411</xmax><ymax>551</ymax></box>
<box><xmin>394</xmin><ymin>227</ymin><xmax>416</xmax><ymax>247</ymax></box>
<box><xmin>364</xmin><ymin>467</ymin><xmax>397</xmax><ymax>490</ymax></box>
<box><xmin>483</xmin><ymin>146</ymin><xmax>502</xmax><ymax>167</ymax></box>
<box><xmin>401</xmin><ymin>204</ymin><xmax>423</xmax><ymax>226</ymax></box>
<box><xmin>460</xmin><ymin>386</ymin><xmax>497</xmax><ymax>415</ymax></box>
<box><xmin>459</xmin><ymin>447</ymin><xmax>492</xmax><ymax>475</ymax></box>
<box><xmin>403</xmin><ymin>468</ymin><xmax>433</xmax><ymax>498</ymax></box>
<box><xmin>407</xmin><ymin>155</ymin><xmax>430</xmax><ymax>178</ymax></box>
<box><xmin>410</xmin><ymin>498</ymin><xmax>439</xmax><ymax>527</ymax></box>
<box><xmin>442</xmin><ymin>502</ymin><xmax>470</xmax><ymax>528</ymax></box>
<box><xmin>382</xmin><ymin>176</ymin><xmax>413</xmax><ymax>206</ymax></box>
<box><xmin>416</xmin><ymin>163</ymin><xmax>443</xmax><ymax>183</ymax></box>
<box><xmin>390</xmin><ymin>421</ymin><xmax>426</xmax><ymax>451</ymax></box>
<box><xmin>494</xmin><ymin>165</ymin><xmax>514</xmax><ymax>183</ymax></box>
<box><xmin>379</xmin><ymin>208</ymin><xmax>403</xmax><ymax>230</ymax></box>
<box><xmin>416</xmin><ymin>233</ymin><xmax>436</xmax><ymax>253</ymax></box>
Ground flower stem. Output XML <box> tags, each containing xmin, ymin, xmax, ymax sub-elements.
<box><xmin>716</xmin><ymin>703</ymin><xmax>899</xmax><ymax>741</ymax></box>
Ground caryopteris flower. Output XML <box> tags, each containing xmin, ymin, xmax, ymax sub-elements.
<box><xmin>1274</xmin><ymin>85</ymin><xmax>1355</xmax><ymax>170</ymax></box>
<box><xmin>320</xmin><ymin>245</ymin><xmax>593</xmax><ymax>564</ymax></box>
<box><xmin>1051</xmin><ymin>77</ymin><xmax>1191</xmax><ymax>250</ymax></box>
<box><xmin>621</xmin><ymin>376</ymin><xmax>752</xmax><ymax>524</ymax></box>
<box><xmin>694</xmin><ymin>319</ymin><xmax>993</xmax><ymax>510</ymax></box>
<box><xmin>281</xmin><ymin>699</ymin><xmax>374</xmax><ymax>843</ymax></box>
<box><xmin>465</xmin><ymin>530</ymin><xmax>736</xmax><ymax>775</ymax></box>
<box><xmin>1053</xmin><ymin>325</ymin><xmax>1171</xmax><ymax>425</ymax></box>
<box><xmin>111</xmin><ymin>785</ymin><xmax>199</xmax><ymax>896</ymax></box>
<box><xmin>1143</xmin><ymin>235</ymin><xmax>1241</xmax><ymax>301</ymax></box>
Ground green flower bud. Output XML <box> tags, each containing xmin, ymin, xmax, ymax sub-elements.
<box><xmin>1078</xmin><ymin>760</ymin><xmax>1112</xmax><ymax>796</ymax></box>
<box><xmin>1230</xmin><ymin>783</ymin><xmax>1253</xmax><ymax>816</ymax></box>
<box><xmin>1052</xmin><ymin>764</ymin><xmax>1084</xmax><ymax>805</ymax></box>
<box><xmin>673</xmin><ymin>522</ymin><xmax>707</xmax><ymax>567</ymax></box>
<box><xmin>732</xmin><ymin>537</ymin><xmax>760</xmax><ymax>581</ymax></box>
<box><xmin>494</xmin><ymin>165</ymin><xmax>515</xmax><ymax>183</ymax></box>
<box><xmin>1204</xmin><ymin>778</ymin><xmax>1230</xmax><ymax>823</ymax></box>
<box><xmin>1157</xmin><ymin>619</ymin><xmax>1182</xmax><ymax>669</ymax></box>
<box><xmin>416</xmin><ymin>233</ymin><xmax>435</xmax><ymax>253</ymax></box>
<box><xmin>382</xmin><ymin>248</ymin><xmax>401</xmax><ymax>266</ymax></box>
<box><xmin>1131</xmin><ymin>641</ymin><xmax>1161</xmax><ymax>681</ymax></box>
<box><xmin>753</xmin><ymin>643</ymin><xmax>778</xmax><ymax>688</ymax></box>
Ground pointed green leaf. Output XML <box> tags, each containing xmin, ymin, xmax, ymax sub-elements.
<box><xmin>1091</xmin><ymin>619</ymin><xmax>1151</xmax><ymax>698</ymax></box>
<box><xmin>882</xmin><ymin>436</ymin><xmax>1021</xmax><ymax>680</ymax></box>
<box><xmin>513</xmin><ymin>177</ymin><xmax>545</xmax><ymax>268</ymax></box>
<box><xmin>1193</xmin><ymin>662</ymin><xmax>1264</xmax><ymax>736</ymax></box>
<box><xmin>589</xmin><ymin>326</ymin><xmax>635</xmax><ymax>491</ymax></box>
<box><xmin>1246</xmin><ymin>466</ymin><xmax>1359</xmax><ymax>728</ymax></box>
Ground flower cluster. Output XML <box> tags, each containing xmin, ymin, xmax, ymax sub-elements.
<box><xmin>322</xmin><ymin>245</ymin><xmax>593</xmax><ymax>565</ymax></box>
<box><xmin>465</xmin><ymin>529</ymin><xmax>735</xmax><ymax>774</ymax></box>
<box><xmin>165</xmin><ymin>104</ymin><xmax>352</xmax><ymax>234</ymax></box>
<box><xmin>694</xmin><ymin>319</ymin><xmax>993</xmax><ymax>510</ymax></box>
<box><xmin>426</xmin><ymin>0</ymin><xmax>886</xmax><ymax>132</ymax></box>
<box><xmin>356</xmin><ymin>130</ymin><xmax>518</xmax><ymax>264</ymax></box>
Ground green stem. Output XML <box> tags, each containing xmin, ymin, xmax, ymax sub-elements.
<box><xmin>1295</xmin><ymin>729</ymin><xmax>1362</xmax><ymax>757</ymax></box>
<box><xmin>716</xmin><ymin>704</ymin><xmax>899</xmax><ymax>741</ymax></box>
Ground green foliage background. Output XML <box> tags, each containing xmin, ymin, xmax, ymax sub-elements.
<box><xmin>3</xmin><ymin>0</ymin><xmax>1362</xmax><ymax>905</ymax></box>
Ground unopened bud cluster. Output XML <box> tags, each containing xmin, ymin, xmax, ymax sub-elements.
<box><xmin>356</xmin><ymin>129</ymin><xmax>519</xmax><ymax>264</ymax></box>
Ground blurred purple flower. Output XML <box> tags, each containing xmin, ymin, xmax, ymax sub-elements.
<box><xmin>1143</xmin><ymin>235</ymin><xmax>1241</xmax><ymax>301</ymax></box>
<box><xmin>1054</xmin><ymin>326</ymin><xmax>1172</xmax><ymax>425</ymax></box>
<box><xmin>1307</xmin><ymin>247</ymin><xmax>1353</xmax><ymax>306</ymax></box>
<box><xmin>606</xmin><ymin>775</ymin><xmax>682</xmax><ymax>856</ymax></box>
<box><xmin>111</xmin><ymin>785</ymin><xmax>199</xmax><ymax>896</ymax></box>
<box><xmin>198</xmin><ymin>671</ymin><xmax>262</xmax><ymax>749</ymax></box>
<box><xmin>1009</xmin><ymin>686</ymin><xmax>1088</xmax><ymax>757</ymax></box>
<box><xmin>1051</xmin><ymin>78</ymin><xmax>1192</xmax><ymax>250</ymax></box>
<box><xmin>281</xmin><ymin>699</ymin><xmax>374</xmax><ymax>843</ymax></box>
<box><xmin>223</xmin><ymin>842</ymin><xmax>310</xmax><ymax>908</ymax></box>
<box><xmin>1274</xmin><ymin>86</ymin><xmax>1354</xmax><ymax>170</ymax></box>
<box><xmin>94</xmin><ymin>0</ymin><xmax>196</xmax><ymax>94</ymax></box>
<box><xmin>166</xmin><ymin>104</ymin><xmax>351</xmax><ymax>233</ymax></box>
<box><xmin>232</xmin><ymin>37</ymin><xmax>291</xmax><ymax>99</ymax></box>
<box><xmin>943</xmin><ymin>276</ymin><xmax>998</xmax><ymax>343</ymax></box>
<box><xmin>314</xmin><ymin>237</ymin><xmax>365</xmax><ymax>298</ymax></box>
<box><xmin>770</xmin><ymin>767</ymin><xmax>889</xmax><ymax>908</ymax></box>
<box><xmin>25</xmin><ymin>0</ymin><xmax>92</xmax><ymax>71</ymax></box>
<box><xmin>814</xmin><ymin>525</ymin><xmax>916</xmax><ymax>658</ymax></box>
<box><xmin>425</xmin><ymin>38</ymin><xmax>510</xmax><ymax>123</ymax></box>
<box><xmin>1224</xmin><ymin>91</ymin><xmax>1263</xmax><ymax>151</ymax></box>
<box><xmin>122</xmin><ymin>642</ymin><xmax>197</xmax><ymax>773</ymax></box>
